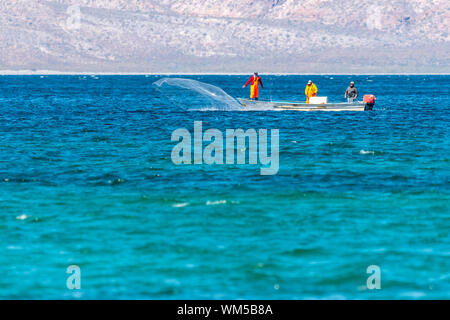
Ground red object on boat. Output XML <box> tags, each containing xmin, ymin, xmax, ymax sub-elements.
<box><xmin>363</xmin><ymin>94</ymin><xmax>376</xmax><ymax>104</ymax></box>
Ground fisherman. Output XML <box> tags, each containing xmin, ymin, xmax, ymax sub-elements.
<box><xmin>344</xmin><ymin>81</ymin><xmax>358</xmax><ymax>103</ymax></box>
<box><xmin>242</xmin><ymin>72</ymin><xmax>263</xmax><ymax>100</ymax></box>
<box><xmin>304</xmin><ymin>80</ymin><xmax>318</xmax><ymax>104</ymax></box>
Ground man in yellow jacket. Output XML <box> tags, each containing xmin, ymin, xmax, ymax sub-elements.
<box><xmin>305</xmin><ymin>80</ymin><xmax>318</xmax><ymax>103</ymax></box>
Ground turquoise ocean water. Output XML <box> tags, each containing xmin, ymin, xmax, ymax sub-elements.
<box><xmin>0</xmin><ymin>75</ymin><xmax>448</xmax><ymax>299</ymax></box>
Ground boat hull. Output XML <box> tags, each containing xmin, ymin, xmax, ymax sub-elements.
<box><xmin>237</xmin><ymin>98</ymin><xmax>369</xmax><ymax>111</ymax></box>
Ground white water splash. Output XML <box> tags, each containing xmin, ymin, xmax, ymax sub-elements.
<box><xmin>206</xmin><ymin>200</ymin><xmax>227</xmax><ymax>205</ymax></box>
<box><xmin>172</xmin><ymin>202</ymin><xmax>189</xmax><ymax>208</ymax></box>
<box><xmin>360</xmin><ymin>150</ymin><xmax>375</xmax><ymax>155</ymax></box>
<box><xmin>153</xmin><ymin>78</ymin><xmax>242</xmax><ymax>111</ymax></box>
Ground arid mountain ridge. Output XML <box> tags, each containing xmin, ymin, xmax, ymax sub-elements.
<box><xmin>0</xmin><ymin>0</ymin><xmax>449</xmax><ymax>73</ymax></box>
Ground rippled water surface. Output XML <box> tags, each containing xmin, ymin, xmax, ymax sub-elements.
<box><xmin>0</xmin><ymin>75</ymin><xmax>448</xmax><ymax>299</ymax></box>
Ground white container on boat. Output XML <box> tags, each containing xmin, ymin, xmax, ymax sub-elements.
<box><xmin>309</xmin><ymin>96</ymin><xmax>328</xmax><ymax>104</ymax></box>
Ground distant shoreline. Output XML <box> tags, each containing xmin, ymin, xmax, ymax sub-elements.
<box><xmin>0</xmin><ymin>70</ymin><xmax>449</xmax><ymax>76</ymax></box>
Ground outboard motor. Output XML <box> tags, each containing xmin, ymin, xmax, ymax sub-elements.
<box><xmin>363</xmin><ymin>94</ymin><xmax>376</xmax><ymax>111</ymax></box>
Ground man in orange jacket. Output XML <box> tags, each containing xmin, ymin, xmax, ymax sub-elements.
<box><xmin>243</xmin><ymin>72</ymin><xmax>263</xmax><ymax>100</ymax></box>
<box><xmin>305</xmin><ymin>80</ymin><xmax>318</xmax><ymax>103</ymax></box>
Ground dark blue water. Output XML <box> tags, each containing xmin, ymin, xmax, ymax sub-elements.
<box><xmin>0</xmin><ymin>75</ymin><xmax>448</xmax><ymax>299</ymax></box>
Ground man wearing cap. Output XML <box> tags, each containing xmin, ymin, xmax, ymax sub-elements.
<box><xmin>243</xmin><ymin>72</ymin><xmax>263</xmax><ymax>100</ymax></box>
<box><xmin>305</xmin><ymin>80</ymin><xmax>318</xmax><ymax>104</ymax></box>
<box><xmin>345</xmin><ymin>81</ymin><xmax>358</xmax><ymax>103</ymax></box>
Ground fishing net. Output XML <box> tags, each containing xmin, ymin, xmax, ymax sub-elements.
<box><xmin>153</xmin><ymin>78</ymin><xmax>242</xmax><ymax>111</ymax></box>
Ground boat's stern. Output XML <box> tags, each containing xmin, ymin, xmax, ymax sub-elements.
<box><xmin>363</xmin><ymin>94</ymin><xmax>376</xmax><ymax>110</ymax></box>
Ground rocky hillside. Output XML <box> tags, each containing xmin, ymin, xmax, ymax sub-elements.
<box><xmin>0</xmin><ymin>0</ymin><xmax>448</xmax><ymax>73</ymax></box>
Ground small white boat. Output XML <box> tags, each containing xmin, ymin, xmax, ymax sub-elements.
<box><xmin>237</xmin><ymin>98</ymin><xmax>373</xmax><ymax>111</ymax></box>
